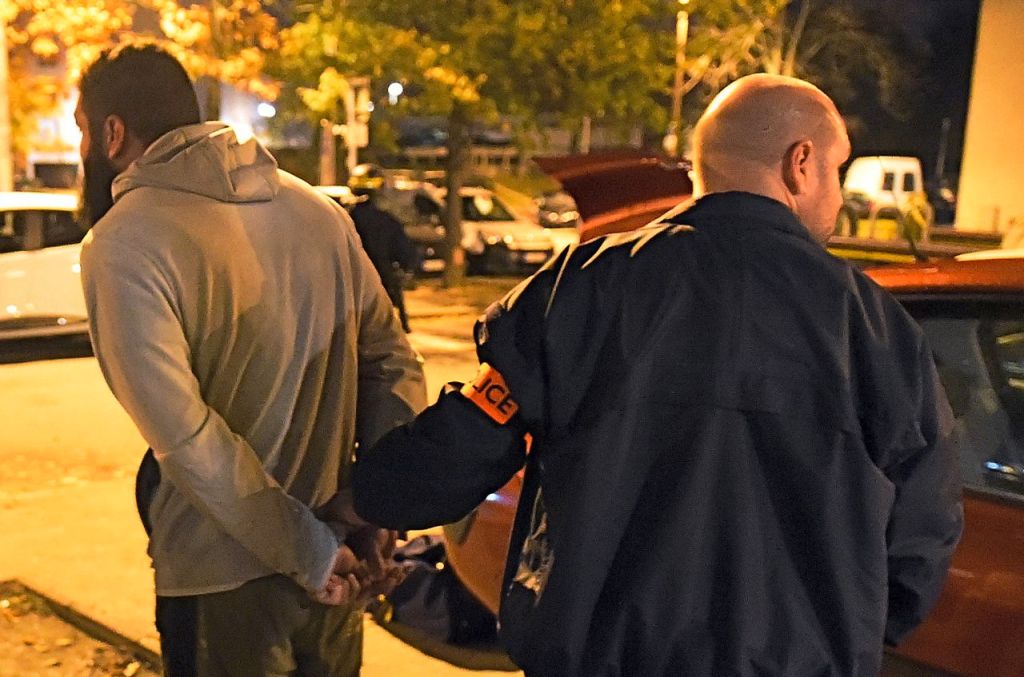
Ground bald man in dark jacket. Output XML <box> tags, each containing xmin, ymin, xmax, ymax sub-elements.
<box><xmin>353</xmin><ymin>75</ymin><xmax>962</xmax><ymax>677</ymax></box>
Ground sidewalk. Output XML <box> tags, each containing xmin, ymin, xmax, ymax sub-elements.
<box><xmin>405</xmin><ymin>277</ymin><xmax>520</xmax><ymax>321</ymax></box>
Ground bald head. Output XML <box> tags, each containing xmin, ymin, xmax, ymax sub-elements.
<box><xmin>692</xmin><ymin>74</ymin><xmax>850</xmax><ymax>243</ymax></box>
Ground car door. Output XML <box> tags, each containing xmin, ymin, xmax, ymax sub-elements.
<box><xmin>26</xmin><ymin>208</ymin><xmax>88</xmax><ymax>328</ymax></box>
<box><xmin>890</xmin><ymin>296</ymin><xmax>1024</xmax><ymax>676</ymax></box>
<box><xmin>0</xmin><ymin>208</ymin><xmax>44</xmax><ymax>330</ymax></box>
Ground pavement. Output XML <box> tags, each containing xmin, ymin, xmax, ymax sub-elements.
<box><xmin>0</xmin><ymin>278</ymin><xmax>525</xmax><ymax>676</ymax></box>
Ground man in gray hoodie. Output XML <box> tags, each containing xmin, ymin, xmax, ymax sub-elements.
<box><xmin>76</xmin><ymin>41</ymin><xmax>426</xmax><ymax>676</ymax></box>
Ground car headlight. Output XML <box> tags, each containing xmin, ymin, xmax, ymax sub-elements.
<box><xmin>484</xmin><ymin>233</ymin><xmax>502</xmax><ymax>246</ymax></box>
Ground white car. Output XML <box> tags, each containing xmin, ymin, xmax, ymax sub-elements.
<box><xmin>417</xmin><ymin>185</ymin><xmax>556</xmax><ymax>275</ymax></box>
<box><xmin>0</xmin><ymin>191</ymin><xmax>88</xmax><ymax>340</ymax></box>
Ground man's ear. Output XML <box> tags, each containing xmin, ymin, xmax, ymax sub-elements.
<box><xmin>102</xmin><ymin>115</ymin><xmax>128</xmax><ymax>161</ymax></box>
<box><xmin>782</xmin><ymin>139</ymin><xmax>813</xmax><ymax>195</ymax></box>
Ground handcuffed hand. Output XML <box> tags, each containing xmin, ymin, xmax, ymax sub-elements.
<box><xmin>346</xmin><ymin>525</ymin><xmax>407</xmax><ymax>599</ymax></box>
<box><xmin>310</xmin><ymin>543</ymin><xmax>366</xmax><ymax>606</ymax></box>
<box><xmin>313</xmin><ymin>490</ymin><xmax>408</xmax><ymax>606</ymax></box>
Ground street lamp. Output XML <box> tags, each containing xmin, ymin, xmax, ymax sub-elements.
<box><xmin>663</xmin><ymin>0</ymin><xmax>690</xmax><ymax>157</ymax></box>
<box><xmin>387</xmin><ymin>81</ymin><xmax>404</xmax><ymax>105</ymax></box>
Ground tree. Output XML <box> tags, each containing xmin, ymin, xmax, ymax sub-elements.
<box><xmin>3</xmin><ymin>0</ymin><xmax>134</xmax><ymax>175</ymax></box>
<box><xmin>3</xmin><ymin>0</ymin><xmax>280</xmax><ymax>179</ymax></box>
<box><xmin>147</xmin><ymin>0</ymin><xmax>280</xmax><ymax>119</ymax></box>
<box><xmin>276</xmin><ymin>0</ymin><xmax>674</xmax><ymax>285</ymax></box>
<box><xmin>680</xmin><ymin>0</ymin><xmax>920</xmax><ymax>125</ymax></box>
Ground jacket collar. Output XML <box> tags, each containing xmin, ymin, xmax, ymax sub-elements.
<box><xmin>669</xmin><ymin>192</ymin><xmax>816</xmax><ymax>244</ymax></box>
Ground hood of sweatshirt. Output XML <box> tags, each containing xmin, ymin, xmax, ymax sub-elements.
<box><xmin>112</xmin><ymin>122</ymin><xmax>280</xmax><ymax>204</ymax></box>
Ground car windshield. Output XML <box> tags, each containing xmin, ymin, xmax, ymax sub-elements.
<box><xmin>462</xmin><ymin>194</ymin><xmax>515</xmax><ymax>222</ymax></box>
<box><xmin>904</xmin><ymin>299</ymin><xmax>1024</xmax><ymax>502</ymax></box>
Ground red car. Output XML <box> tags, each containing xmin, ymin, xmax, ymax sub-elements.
<box><xmin>444</xmin><ymin>159</ymin><xmax>1024</xmax><ymax>676</ymax></box>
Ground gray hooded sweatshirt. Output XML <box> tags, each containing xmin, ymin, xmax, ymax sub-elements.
<box><xmin>81</xmin><ymin>123</ymin><xmax>426</xmax><ymax>596</ymax></box>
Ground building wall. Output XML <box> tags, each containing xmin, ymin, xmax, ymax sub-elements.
<box><xmin>956</xmin><ymin>0</ymin><xmax>1024</xmax><ymax>232</ymax></box>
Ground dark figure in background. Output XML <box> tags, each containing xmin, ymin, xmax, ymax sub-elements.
<box><xmin>350</xmin><ymin>189</ymin><xmax>418</xmax><ymax>333</ymax></box>
<box><xmin>353</xmin><ymin>74</ymin><xmax>963</xmax><ymax>677</ymax></box>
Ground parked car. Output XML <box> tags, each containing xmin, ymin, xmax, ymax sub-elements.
<box><xmin>844</xmin><ymin>156</ymin><xmax>924</xmax><ymax>214</ymax></box>
<box><xmin>841</xmin><ymin>156</ymin><xmax>934</xmax><ymax>241</ymax></box>
<box><xmin>410</xmin><ymin>185</ymin><xmax>555</xmax><ymax>276</ymax></box>
<box><xmin>535</xmin><ymin>190</ymin><xmax>582</xmax><ymax>255</ymax></box>
<box><xmin>0</xmin><ymin>191</ymin><xmax>88</xmax><ymax>340</ymax></box>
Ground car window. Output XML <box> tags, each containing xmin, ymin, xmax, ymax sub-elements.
<box><xmin>413</xmin><ymin>193</ymin><xmax>441</xmax><ymax>219</ymax></box>
<box><xmin>462</xmin><ymin>194</ymin><xmax>515</xmax><ymax>222</ymax></box>
<box><xmin>882</xmin><ymin>172</ymin><xmax>895</xmax><ymax>192</ymax></box>
<box><xmin>42</xmin><ymin>210</ymin><xmax>85</xmax><ymax>247</ymax></box>
<box><xmin>905</xmin><ymin>300</ymin><xmax>1024</xmax><ymax>502</ymax></box>
<box><xmin>0</xmin><ymin>210</ymin><xmax>38</xmax><ymax>253</ymax></box>
<box><xmin>902</xmin><ymin>173</ymin><xmax>916</xmax><ymax>193</ymax></box>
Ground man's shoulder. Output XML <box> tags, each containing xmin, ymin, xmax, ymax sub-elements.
<box><xmin>275</xmin><ymin>171</ymin><xmax>355</xmax><ymax>225</ymax></box>
<box><xmin>86</xmin><ymin>196</ymin><xmax>168</xmax><ymax>256</ymax></box>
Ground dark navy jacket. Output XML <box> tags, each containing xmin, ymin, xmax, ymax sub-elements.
<box><xmin>349</xmin><ymin>200</ymin><xmax>417</xmax><ymax>296</ymax></box>
<box><xmin>354</xmin><ymin>192</ymin><xmax>963</xmax><ymax>677</ymax></box>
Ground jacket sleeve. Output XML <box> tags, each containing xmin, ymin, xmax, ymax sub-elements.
<box><xmin>80</xmin><ymin>234</ymin><xmax>340</xmax><ymax>594</ymax></box>
<box><xmin>353</xmin><ymin>384</ymin><xmax>528</xmax><ymax>530</ymax></box>
<box><xmin>352</xmin><ymin>262</ymin><xmax>558</xmax><ymax>529</ymax></box>
<box><xmin>883</xmin><ymin>338</ymin><xmax>964</xmax><ymax>645</ymax></box>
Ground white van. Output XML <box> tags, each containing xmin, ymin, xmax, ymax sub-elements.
<box><xmin>843</xmin><ymin>156</ymin><xmax>924</xmax><ymax>212</ymax></box>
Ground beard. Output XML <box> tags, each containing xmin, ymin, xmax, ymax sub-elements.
<box><xmin>80</xmin><ymin>144</ymin><xmax>119</xmax><ymax>228</ymax></box>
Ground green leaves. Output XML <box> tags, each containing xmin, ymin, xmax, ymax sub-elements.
<box><xmin>272</xmin><ymin>0</ymin><xmax>674</xmax><ymax>134</ymax></box>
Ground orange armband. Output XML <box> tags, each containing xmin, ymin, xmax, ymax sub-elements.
<box><xmin>461</xmin><ymin>362</ymin><xmax>520</xmax><ymax>425</ymax></box>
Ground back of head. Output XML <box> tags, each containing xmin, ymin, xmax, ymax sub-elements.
<box><xmin>79</xmin><ymin>40</ymin><xmax>201</xmax><ymax>148</ymax></box>
<box><xmin>692</xmin><ymin>74</ymin><xmax>844</xmax><ymax>196</ymax></box>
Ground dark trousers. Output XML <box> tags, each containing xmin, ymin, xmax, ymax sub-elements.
<box><xmin>139</xmin><ymin>450</ymin><xmax>199</xmax><ymax>676</ymax></box>
<box><xmin>385</xmin><ymin>283</ymin><xmax>411</xmax><ymax>333</ymax></box>
<box><xmin>157</xmin><ymin>595</ymin><xmax>199</xmax><ymax>677</ymax></box>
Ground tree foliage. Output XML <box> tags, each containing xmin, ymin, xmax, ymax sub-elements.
<box><xmin>682</xmin><ymin>0</ymin><xmax>919</xmax><ymax>121</ymax></box>
<box><xmin>3</xmin><ymin>0</ymin><xmax>133</xmax><ymax>159</ymax></box>
<box><xmin>275</xmin><ymin>0</ymin><xmax>675</xmax><ymax>283</ymax></box>
<box><xmin>147</xmin><ymin>0</ymin><xmax>280</xmax><ymax>115</ymax></box>
<box><xmin>4</xmin><ymin>0</ymin><xmax>280</xmax><ymax>166</ymax></box>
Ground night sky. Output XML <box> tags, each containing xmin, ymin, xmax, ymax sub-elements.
<box><xmin>846</xmin><ymin>0</ymin><xmax>981</xmax><ymax>186</ymax></box>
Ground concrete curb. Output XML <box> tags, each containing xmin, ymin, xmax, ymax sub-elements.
<box><xmin>2</xmin><ymin>579</ymin><xmax>162</xmax><ymax>671</ymax></box>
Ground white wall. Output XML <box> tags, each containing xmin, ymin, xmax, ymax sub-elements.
<box><xmin>956</xmin><ymin>0</ymin><xmax>1024</xmax><ymax>232</ymax></box>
